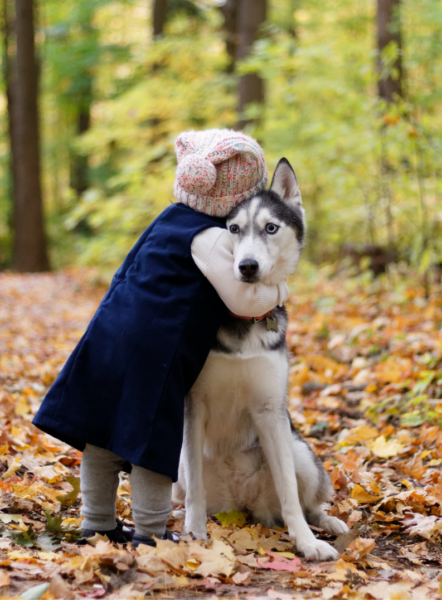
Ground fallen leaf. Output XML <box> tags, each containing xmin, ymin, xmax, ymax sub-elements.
<box><xmin>213</xmin><ymin>508</ymin><xmax>246</xmax><ymax>528</ymax></box>
<box><xmin>350</xmin><ymin>483</ymin><xmax>383</xmax><ymax>504</ymax></box>
<box><xmin>190</xmin><ymin>542</ymin><xmax>234</xmax><ymax>578</ymax></box>
<box><xmin>404</xmin><ymin>513</ymin><xmax>442</xmax><ymax>540</ymax></box>
<box><xmin>43</xmin><ymin>574</ymin><xmax>75</xmax><ymax>599</ymax></box>
<box><xmin>56</xmin><ymin>476</ymin><xmax>80</xmax><ymax>506</ymax></box>
<box><xmin>369</xmin><ymin>435</ymin><xmax>404</xmax><ymax>458</ymax></box>
<box><xmin>328</xmin><ymin>558</ymin><xmax>366</xmax><ymax>582</ymax></box>
<box><xmin>21</xmin><ymin>583</ymin><xmax>51</xmax><ymax>600</ymax></box>
<box><xmin>342</xmin><ymin>537</ymin><xmax>375</xmax><ymax>561</ymax></box>
<box><xmin>261</xmin><ymin>550</ymin><xmax>302</xmax><ymax>572</ymax></box>
<box><xmin>231</xmin><ymin>569</ymin><xmax>251</xmax><ymax>584</ymax></box>
<box><xmin>229</xmin><ymin>528</ymin><xmax>259</xmax><ymax>551</ymax></box>
<box><xmin>0</xmin><ymin>569</ymin><xmax>10</xmax><ymax>587</ymax></box>
<box><xmin>155</xmin><ymin>538</ymin><xmax>189</xmax><ymax>574</ymax></box>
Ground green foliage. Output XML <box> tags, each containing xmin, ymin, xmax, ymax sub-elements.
<box><xmin>56</xmin><ymin>476</ymin><xmax>80</xmax><ymax>506</ymax></box>
<box><xmin>250</xmin><ymin>0</ymin><xmax>442</xmax><ymax>263</ymax></box>
<box><xmin>45</xmin><ymin>509</ymin><xmax>82</xmax><ymax>541</ymax></box>
<box><xmin>63</xmin><ymin>7</ymin><xmax>234</xmax><ymax>268</ymax></box>
<box><xmin>0</xmin><ymin>0</ymin><xmax>441</xmax><ymax>270</ymax></box>
<box><xmin>44</xmin><ymin>510</ymin><xmax>65</xmax><ymax>535</ymax></box>
<box><xmin>366</xmin><ymin>369</ymin><xmax>442</xmax><ymax>428</ymax></box>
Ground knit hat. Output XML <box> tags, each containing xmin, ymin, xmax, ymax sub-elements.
<box><xmin>174</xmin><ymin>129</ymin><xmax>268</xmax><ymax>217</ymax></box>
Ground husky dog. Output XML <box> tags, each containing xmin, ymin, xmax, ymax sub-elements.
<box><xmin>173</xmin><ymin>159</ymin><xmax>348</xmax><ymax>560</ymax></box>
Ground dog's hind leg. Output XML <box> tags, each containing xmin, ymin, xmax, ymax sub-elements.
<box><xmin>306</xmin><ymin>507</ymin><xmax>349</xmax><ymax>535</ymax></box>
<box><xmin>291</xmin><ymin>435</ymin><xmax>349</xmax><ymax>535</ymax></box>
<box><xmin>182</xmin><ymin>395</ymin><xmax>209</xmax><ymax>540</ymax></box>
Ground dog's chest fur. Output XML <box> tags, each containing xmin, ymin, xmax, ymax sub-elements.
<box><xmin>191</xmin><ymin>308</ymin><xmax>288</xmax><ymax>460</ymax></box>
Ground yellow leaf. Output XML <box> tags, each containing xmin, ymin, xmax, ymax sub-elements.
<box><xmin>369</xmin><ymin>435</ymin><xmax>404</xmax><ymax>458</ymax></box>
<box><xmin>401</xmin><ymin>480</ymin><xmax>414</xmax><ymax>490</ymax></box>
<box><xmin>62</xmin><ymin>517</ymin><xmax>82</xmax><ymax>529</ymax></box>
<box><xmin>213</xmin><ymin>508</ymin><xmax>246</xmax><ymax>528</ymax></box>
<box><xmin>15</xmin><ymin>396</ymin><xmax>30</xmax><ymax>416</ymax></box>
<box><xmin>339</xmin><ymin>425</ymin><xmax>378</xmax><ymax>447</ymax></box>
<box><xmin>2</xmin><ymin>458</ymin><xmax>21</xmax><ymax>480</ymax></box>
<box><xmin>328</xmin><ymin>558</ymin><xmax>366</xmax><ymax>582</ymax></box>
<box><xmin>8</xmin><ymin>520</ymin><xmax>28</xmax><ymax>532</ymax></box>
<box><xmin>368</xmin><ymin>482</ymin><xmax>382</xmax><ymax>494</ymax></box>
<box><xmin>365</xmin><ymin>384</ymin><xmax>378</xmax><ymax>393</ymax></box>
<box><xmin>10</xmin><ymin>426</ymin><xmax>27</xmax><ymax>443</ymax></box>
<box><xmin>351</xmin><ymin>484</ymin><xmax>383</xmax><ymax>504</ymax></box>
<box><xmin>0</xmin><ymin>569</ymin><xmax>10</xmax><ymax>587</ymax></box>
<box><xmin>185</xmin><ymin>558</ymin><xmax>200</xmax><ymax>571</ymax></box>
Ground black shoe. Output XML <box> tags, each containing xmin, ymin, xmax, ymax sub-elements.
<box><xmin>132</xmin><ymin>529</ymin><xmax>180</xmax><ymax>548</ymax></box>
<box><xmin>81</xmin><ymin>518</ymin><xmax>134</xmax><ymax>544</ymax></box>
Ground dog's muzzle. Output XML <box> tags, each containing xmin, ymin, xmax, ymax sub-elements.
<box><xmin>238</xmin><ymin>259</ymin><xmax>259</xmax><ymax>281</ymax></box>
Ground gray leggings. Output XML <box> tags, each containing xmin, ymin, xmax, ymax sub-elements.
<box><xmin>80</xmin><ymin>444</ymin><xmax>172</xmax><ymax>537</ymax></box>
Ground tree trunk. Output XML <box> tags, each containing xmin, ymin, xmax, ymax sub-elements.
<box><xmin>2</xmin><ymin>0</ymin><xmax>18</xmax><ymax>234</ymax></box>
<box><xmin>153</xmin><ymin>0</ymin><xmax>167</xmax><ymax>37</ymax></box>
<box><xmin>12</xmin><ymin>0</ymin><xmax>50</xmax><ymax>272</ymax></box>
<box><xmin>236</xmin><ymin>0</ymin><xmax>266</xmax><ymax>129</ymax></box>
<box><xmin>70</xmin><ymin>76</ymin><xmax>92</xmax><ymax>197</ymax></box>
<box><xmin>220</xmin><ymin>0</ymin><xmax>238</xmax><ymax>74</ymax></box>
<box><xmin>376</xmin><ymin>0</ymin><xmax>403</xmax><ymax>102</ymax></box>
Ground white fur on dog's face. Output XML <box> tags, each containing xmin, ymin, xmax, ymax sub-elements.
<box><xmin>227</xmin><ymin>198</ymin><xmax>303</xmax><ymax>285</ymax></box>
<box><xmin>226</xmin><ymin>157</ymin><xmax>305</xmax><ymax>286</ymax></box>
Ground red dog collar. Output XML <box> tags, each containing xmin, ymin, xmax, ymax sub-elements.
<box><xmin>228</xmin><ymin>309</ymin><xmax>275</xmax><ymax>323</ymax></box>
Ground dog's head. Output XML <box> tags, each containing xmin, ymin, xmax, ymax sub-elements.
<box><xmin>226</xmin><ymin>158</ymin><xmax>305</xmax><ymax>285</ymax></box>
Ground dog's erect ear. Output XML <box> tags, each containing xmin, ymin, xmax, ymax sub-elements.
<box><xmin>269</xmin><ymin>158</ymin><xmax>302</xmax><ymax>207</ymax></box>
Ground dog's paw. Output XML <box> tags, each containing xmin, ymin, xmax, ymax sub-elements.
<box><xmin>298</xmin><ymin>539</ymin><xmax>338</xmax><ymax>561</ymax></box>
<box><xmin>184</xmin><ymin>502</ymin><xmax>208</xmax><ymax>540</ymax></box>
<box><xmin>184</xmin><ymin>516</ymin><xmax>208</xmax><ymax>540</ymax></box>
<box><xmin>321</xmin><ymin>515</ymin><xmax>349</xmax><ymax>535</ymax></box>
<box><xmin>184</xmin><ymin>526</ymin><xmax>208</xmax><ymax>541</ymax></box>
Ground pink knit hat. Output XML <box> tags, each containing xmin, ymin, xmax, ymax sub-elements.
<box><xmin>174</xmin><ymin>129</ymin><xmax>268</xmax><ymax>217</ymax></box>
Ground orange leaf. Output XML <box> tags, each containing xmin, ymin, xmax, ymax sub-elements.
<box><xmin>350</xmin><ymin>484</ymin><xmax>383</xmax><ymax>504</ymax></box>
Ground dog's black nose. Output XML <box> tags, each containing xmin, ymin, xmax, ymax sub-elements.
<box><xmin>239</xmin><ymin>260</ymin><xmax>259</xmax><ymax>277</ymax></box>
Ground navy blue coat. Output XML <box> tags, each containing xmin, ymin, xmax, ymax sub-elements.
<box><xmin>33</xmin><ymin>204</ymin><xmax>227</xmax><ymax>481</ymax></box>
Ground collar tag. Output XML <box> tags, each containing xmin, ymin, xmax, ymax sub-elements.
<box><xmin>266</xmin><ymin>315</ymin><xmax>279</xmax><ymax>332</ymax></box>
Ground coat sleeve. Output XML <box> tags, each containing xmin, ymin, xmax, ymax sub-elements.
<box><xmin>191</xmin><ymin>228</ymin><xmax>289</xmax><ymax>317</ymax></box>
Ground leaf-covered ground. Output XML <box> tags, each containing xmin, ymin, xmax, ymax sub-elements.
<box><xmin>0</xmin><ymin>270</ymin><xmax>442</xmax><ymax>600</ymax></box>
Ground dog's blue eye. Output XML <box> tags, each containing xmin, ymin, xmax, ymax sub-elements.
<box><xmin>266</xmin><ymin>223</ymin><xmax>279</xmax><ymax>234</ymax></box>
<box><xmin>229</xmin><ymin>224</ymin><xmax>240</xmax><ymax>234</ymax></box>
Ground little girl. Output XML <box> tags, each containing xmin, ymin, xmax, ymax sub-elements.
<box><xmin>33</xmin><ymin>129</ymin><xmax>289</xmax><ymax>547</ymax></box>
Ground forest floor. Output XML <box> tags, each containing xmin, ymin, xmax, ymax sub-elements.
<box><xmin>0</xmin><ymin>269</ymin><xmax>442</xmax><ymax>600</ymax></box>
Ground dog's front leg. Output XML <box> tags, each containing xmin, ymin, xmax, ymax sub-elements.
<box><xmin>182</xmin><ymin>396</ymin><xmax>208</xmax><ymax>540</ymax></box>
<box><xmin>251</xmin><ymin>404</ymin><xmax>338</xmax><ymax>561</ymax></box>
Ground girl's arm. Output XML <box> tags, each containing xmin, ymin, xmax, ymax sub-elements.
<box><xmin>191</xmin><ymin>227</ymin><xmax>289</xmax><ymax>318</ymax></box>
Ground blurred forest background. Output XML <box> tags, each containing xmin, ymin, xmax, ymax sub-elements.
<box><xmin>1</xmin><ymin>0</ymin><xmax>442</xmax><ymax>278</ymax></box>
